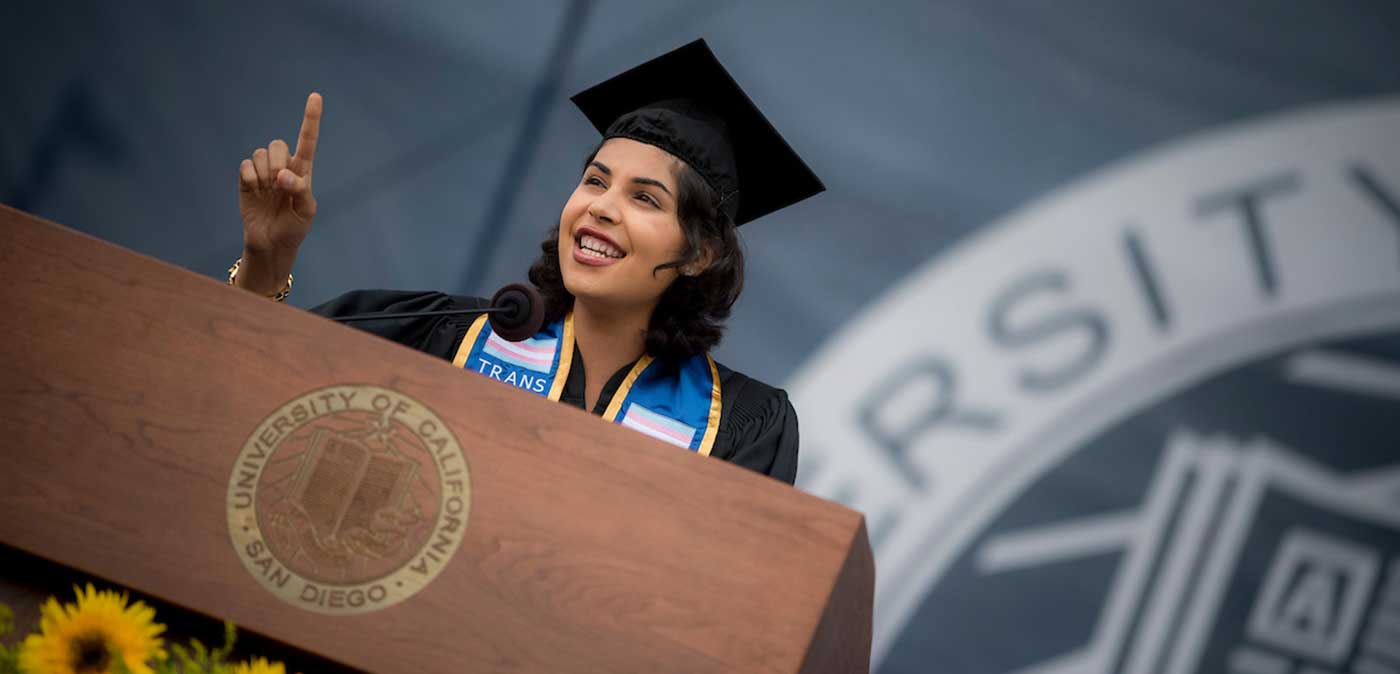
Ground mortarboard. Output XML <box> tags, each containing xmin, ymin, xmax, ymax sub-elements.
<box><xmin>570</xmin><ymin>39</ymin><xmax>825</xmax><ymax>227</ymax></box>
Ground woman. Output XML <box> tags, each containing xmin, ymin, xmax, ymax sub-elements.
<box><xmin>229</xmin><ymin>40</ymin><xmax>822</xmax><ymax>484</ymax></box>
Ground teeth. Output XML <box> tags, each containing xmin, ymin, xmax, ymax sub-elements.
<box><xmin>578</xmin><ymin>234</ymin><xmax>623</xmax><ymax>258</ymax></box>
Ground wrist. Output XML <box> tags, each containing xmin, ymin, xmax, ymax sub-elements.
<box><xmin>240</xmin><ymin>239</ymin><xmax>299</xmax><ymax>266</ymax></box>
<box><xmin>231</xmin><ymin>251</ymin><xmax>295</xmax><ymax>301</ymax></box>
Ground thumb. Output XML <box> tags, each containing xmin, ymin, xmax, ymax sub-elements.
<box><xmin>277</xmin><ymin>169</ymin><xmax>317</xmax><ymax>218</ymax></box>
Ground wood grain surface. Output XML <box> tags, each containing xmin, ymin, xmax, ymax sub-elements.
<box><xmin>0</xmin><ymin>205</ymin><xmax>872</xmax><ymax>674</ymax></box>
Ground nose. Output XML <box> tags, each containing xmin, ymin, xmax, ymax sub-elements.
<box><xmin>586</xmin><ymin>188</ymin><xmax>621</xmax><ymax>225</ymax></box>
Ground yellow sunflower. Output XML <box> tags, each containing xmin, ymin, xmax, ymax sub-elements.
<box><xmin>17</xmin><ymin>584</ymin><xmax>166</xmax><ymax>674</ymax></box>
<box><xmin>229</xmin><ymin>657</ymin><xmax>290</xmax><ymax>674</ymax></box>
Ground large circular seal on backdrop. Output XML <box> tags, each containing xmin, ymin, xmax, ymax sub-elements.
<box><xmin>789</xmin><ymin>97</ymin><xmax>1400</xmax><ymax>671</ymax></box>
<box><xmin>226</xmin><ymin>384</ymin><xmax>470</xmax><ymax>615</ymax></box>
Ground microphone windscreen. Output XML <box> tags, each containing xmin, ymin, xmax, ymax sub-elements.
<box><xmin>488</xmin><ymin>283</ymin><xmax>545</xmax><ymax>342</ymax></box>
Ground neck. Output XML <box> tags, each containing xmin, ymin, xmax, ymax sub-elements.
<box><xmin>571</xmin><ymin>298</ymin><xmax>651</xmax><ymax>379</ymax></box>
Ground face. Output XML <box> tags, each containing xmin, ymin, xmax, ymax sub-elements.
<box><xmin>557</xmin><ymin>137</ymin><xmax>689</xmax><ymax>312</ymax></box>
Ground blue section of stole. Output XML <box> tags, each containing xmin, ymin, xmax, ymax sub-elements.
<box><xmin>459</xmin><ymin>315</ymin><xmax>563</xmax><ymax>396</ymax></box>
<box><xmin>615</xmin><ymin>356</ymin><xmax>715</xmax><ymax>451</ymax></box>
<box><xmin>454</xmin><ymin>313</ymin><xmax>720</xmax><ymax>454</ymax></box>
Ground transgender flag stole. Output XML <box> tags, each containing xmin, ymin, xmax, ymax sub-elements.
<box><xmin>453</xmin><ymin>314</ymin><xmax>568</xmax><ymax>398</ymax></box>
<box><xmin>605</xmin><ymin>352</ymin><xmax>721</xmax><ymax>455</ymax></box>
<box><xmin>453</xmin><ymin>312</ymin><xmax>722</xmax><ymax>456</ymax></box>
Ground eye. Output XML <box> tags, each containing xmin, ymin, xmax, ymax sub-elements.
<box><xmin>584</xmin><ymin>175</ymin><xmax>605</xmax><ymax>187</ymax></box>
<box><xmin>635</xmin><ymin>192</ymin><xmax>660</xmax><ymax>208</ymax></box>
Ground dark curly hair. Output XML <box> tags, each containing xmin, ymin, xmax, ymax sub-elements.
<box><xmin>527</xmin><ymin>139</ymin><xmax>745</xmax><ymax>364</ymax></box>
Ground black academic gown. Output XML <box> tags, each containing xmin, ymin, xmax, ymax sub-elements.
<box><xmin>310</xmin><ymin>289</ymin><xmax>799</xmax><ymax>484</ymax></box>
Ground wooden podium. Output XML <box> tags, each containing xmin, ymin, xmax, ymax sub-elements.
<box><xmin>0</xmin><ymin>205</ymin><xmax>872</xmax><ymax>673</ymax></box>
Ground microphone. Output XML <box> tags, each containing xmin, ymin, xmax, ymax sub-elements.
<box><xmin>330</xmin><ymin>283</ymin><xmax>546</xmax><ymax>342</ymax></box>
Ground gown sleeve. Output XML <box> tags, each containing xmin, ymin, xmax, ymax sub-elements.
<box><xmin>308</xmin><ymin>289</ymin><xmax>488</xmax><ymax>358</ymax></box>
<box><xmin>715</xmin><ymin>375</ymin><xmax>800</xmax><ymax>485</ymax></box>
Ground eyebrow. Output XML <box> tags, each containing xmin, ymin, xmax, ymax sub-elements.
<box><xmin>589</xmin><ymin>161</ymin><xmax>673</xmax><ymax>197</ymax></box>
<box><xmin>633</xmin><ymin>176</ymin><xmax>673</xmax><ymax>197</ymax></box>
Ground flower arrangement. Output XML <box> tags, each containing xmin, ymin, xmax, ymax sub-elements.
<box><xmin>0</xmin><ymin>585</ymin><xmax>296</xmax><ymax>674</ymax></box>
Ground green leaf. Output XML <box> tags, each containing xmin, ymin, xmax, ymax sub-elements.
<box><xmin>210</xmin><ymin>621</ymin><xmax>238</xmax><ymax>662</ymax></box>
<box><xmin>172</xmin><ymin>642</ymin><xmax>199</xmax><ymax>671</ymax></box>
<box><xmin>0</xmin><ymin>603</ymin><xmax>13</xmax><ymax>639</ymax></box>
<box><xmin>0</xmin><ymin>603</ymin><xmax>18</xmax><ymax>674</ymax></box>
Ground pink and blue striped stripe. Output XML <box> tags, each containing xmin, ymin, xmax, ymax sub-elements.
<box><xmin>482</xmin><ymin>332</ymin><xmax>556</xmax><ymax>373</ymax></box>
<box><xmin>619</xmin><ymin>403</ymin><xmax>698</xmax><ymax>449</ymax></box>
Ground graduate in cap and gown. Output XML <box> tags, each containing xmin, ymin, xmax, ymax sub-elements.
<box><xmin>230</xmin><ymin>39</ymin><xmax>824</xmax><ymax>485</ymax></box>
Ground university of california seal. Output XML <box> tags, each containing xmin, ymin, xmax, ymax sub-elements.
<box><xmin>226</xmin><ymin>384</ymin><xmax>470</xmax><ymax>615</ymax></box>
<box><xmin>791</xmin><ymin>97</ymin><xmax>1400</xmax><ymax>671</ymax></box>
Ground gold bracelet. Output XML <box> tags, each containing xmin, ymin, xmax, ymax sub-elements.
<box><xmin>228</xmin><ymin>257</ymin><xmax>293</xmax><ymax>302</ymax></box>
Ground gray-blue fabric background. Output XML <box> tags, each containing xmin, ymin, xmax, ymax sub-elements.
<box><xmin>9</xmin><ymin>1</ymin><xmax>1394</xmax><ymax>386</ymax></box>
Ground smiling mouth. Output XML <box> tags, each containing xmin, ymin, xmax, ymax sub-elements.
<box><xmin>575</xmin><ymin>233</ymin><xmax>626</xmax><ymax>260</ymax></box>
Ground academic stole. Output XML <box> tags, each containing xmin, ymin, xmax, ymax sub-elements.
<box><xmin>452</xmin><ymin>312</ymin><xmax>722</xmax><ymax>455</ymax></box>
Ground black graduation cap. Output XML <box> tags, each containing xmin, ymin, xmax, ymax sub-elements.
<box><xmin>570</xmin><ymin>39</ymin><xmax>824</xmax><ymax>227</ymax></box>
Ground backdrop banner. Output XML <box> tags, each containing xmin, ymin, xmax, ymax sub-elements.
<box><xmin>792</xmin><ymin>98</ymin><xmax>1400</xmax><ymax>674</ymax></box>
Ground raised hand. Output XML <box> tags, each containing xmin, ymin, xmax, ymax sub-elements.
<box><xmin>235</xmin><ymin>93</ymin><xmax>322</xmax><ymax>295</ymax></box>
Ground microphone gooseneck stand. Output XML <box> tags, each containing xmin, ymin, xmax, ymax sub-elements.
<box><xmin>328</xmin><ymin>283</ymin><xmax>545</xmax><ymax>342</ymax></box>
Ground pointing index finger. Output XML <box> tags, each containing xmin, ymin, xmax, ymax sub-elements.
<box><xmin>293</xmin><ymin>92</ymin><xmax>323</xmax><ymax>166</ymax></box>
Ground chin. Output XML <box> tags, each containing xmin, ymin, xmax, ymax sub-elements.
<box><xmin>561</xmin><ymin>253</ymin><xmax>613</xmax><ymax>292</ymax></box>
<box><xmin>562</xmin><ymin>277</ymin><xmax>611</xmax><ymax>305</ymax></box>
<box><xmin>560</xmin><ymin>268</ymin><xmax>603</xmax><ymax>302</ymax></box>
<box><xmin>562</xmin><ymin>273</ymin><xmax>653</xmax><ymax>310</ymax></box>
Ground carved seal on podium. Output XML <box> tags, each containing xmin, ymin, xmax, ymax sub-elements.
<box><xmin>226</xmin><ymin>384</ymin><xmax>471</xmax><ymax>614</ymax></box>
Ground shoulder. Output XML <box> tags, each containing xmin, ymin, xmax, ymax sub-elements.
<box><xmin>716</xmin><ymin>362</ymin><xmax>794</xmax><ymax>421</ymax></box>
<box><xmin>712</xmin><ymin>361</ymin><xmax>799</xmax><ymax>484</ymax></box>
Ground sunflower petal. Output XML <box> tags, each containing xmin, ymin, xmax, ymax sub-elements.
<box><xmin>17</xmin><ymin>584</ymin><xmax>168</xmax><ymax>674</ymax></box>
